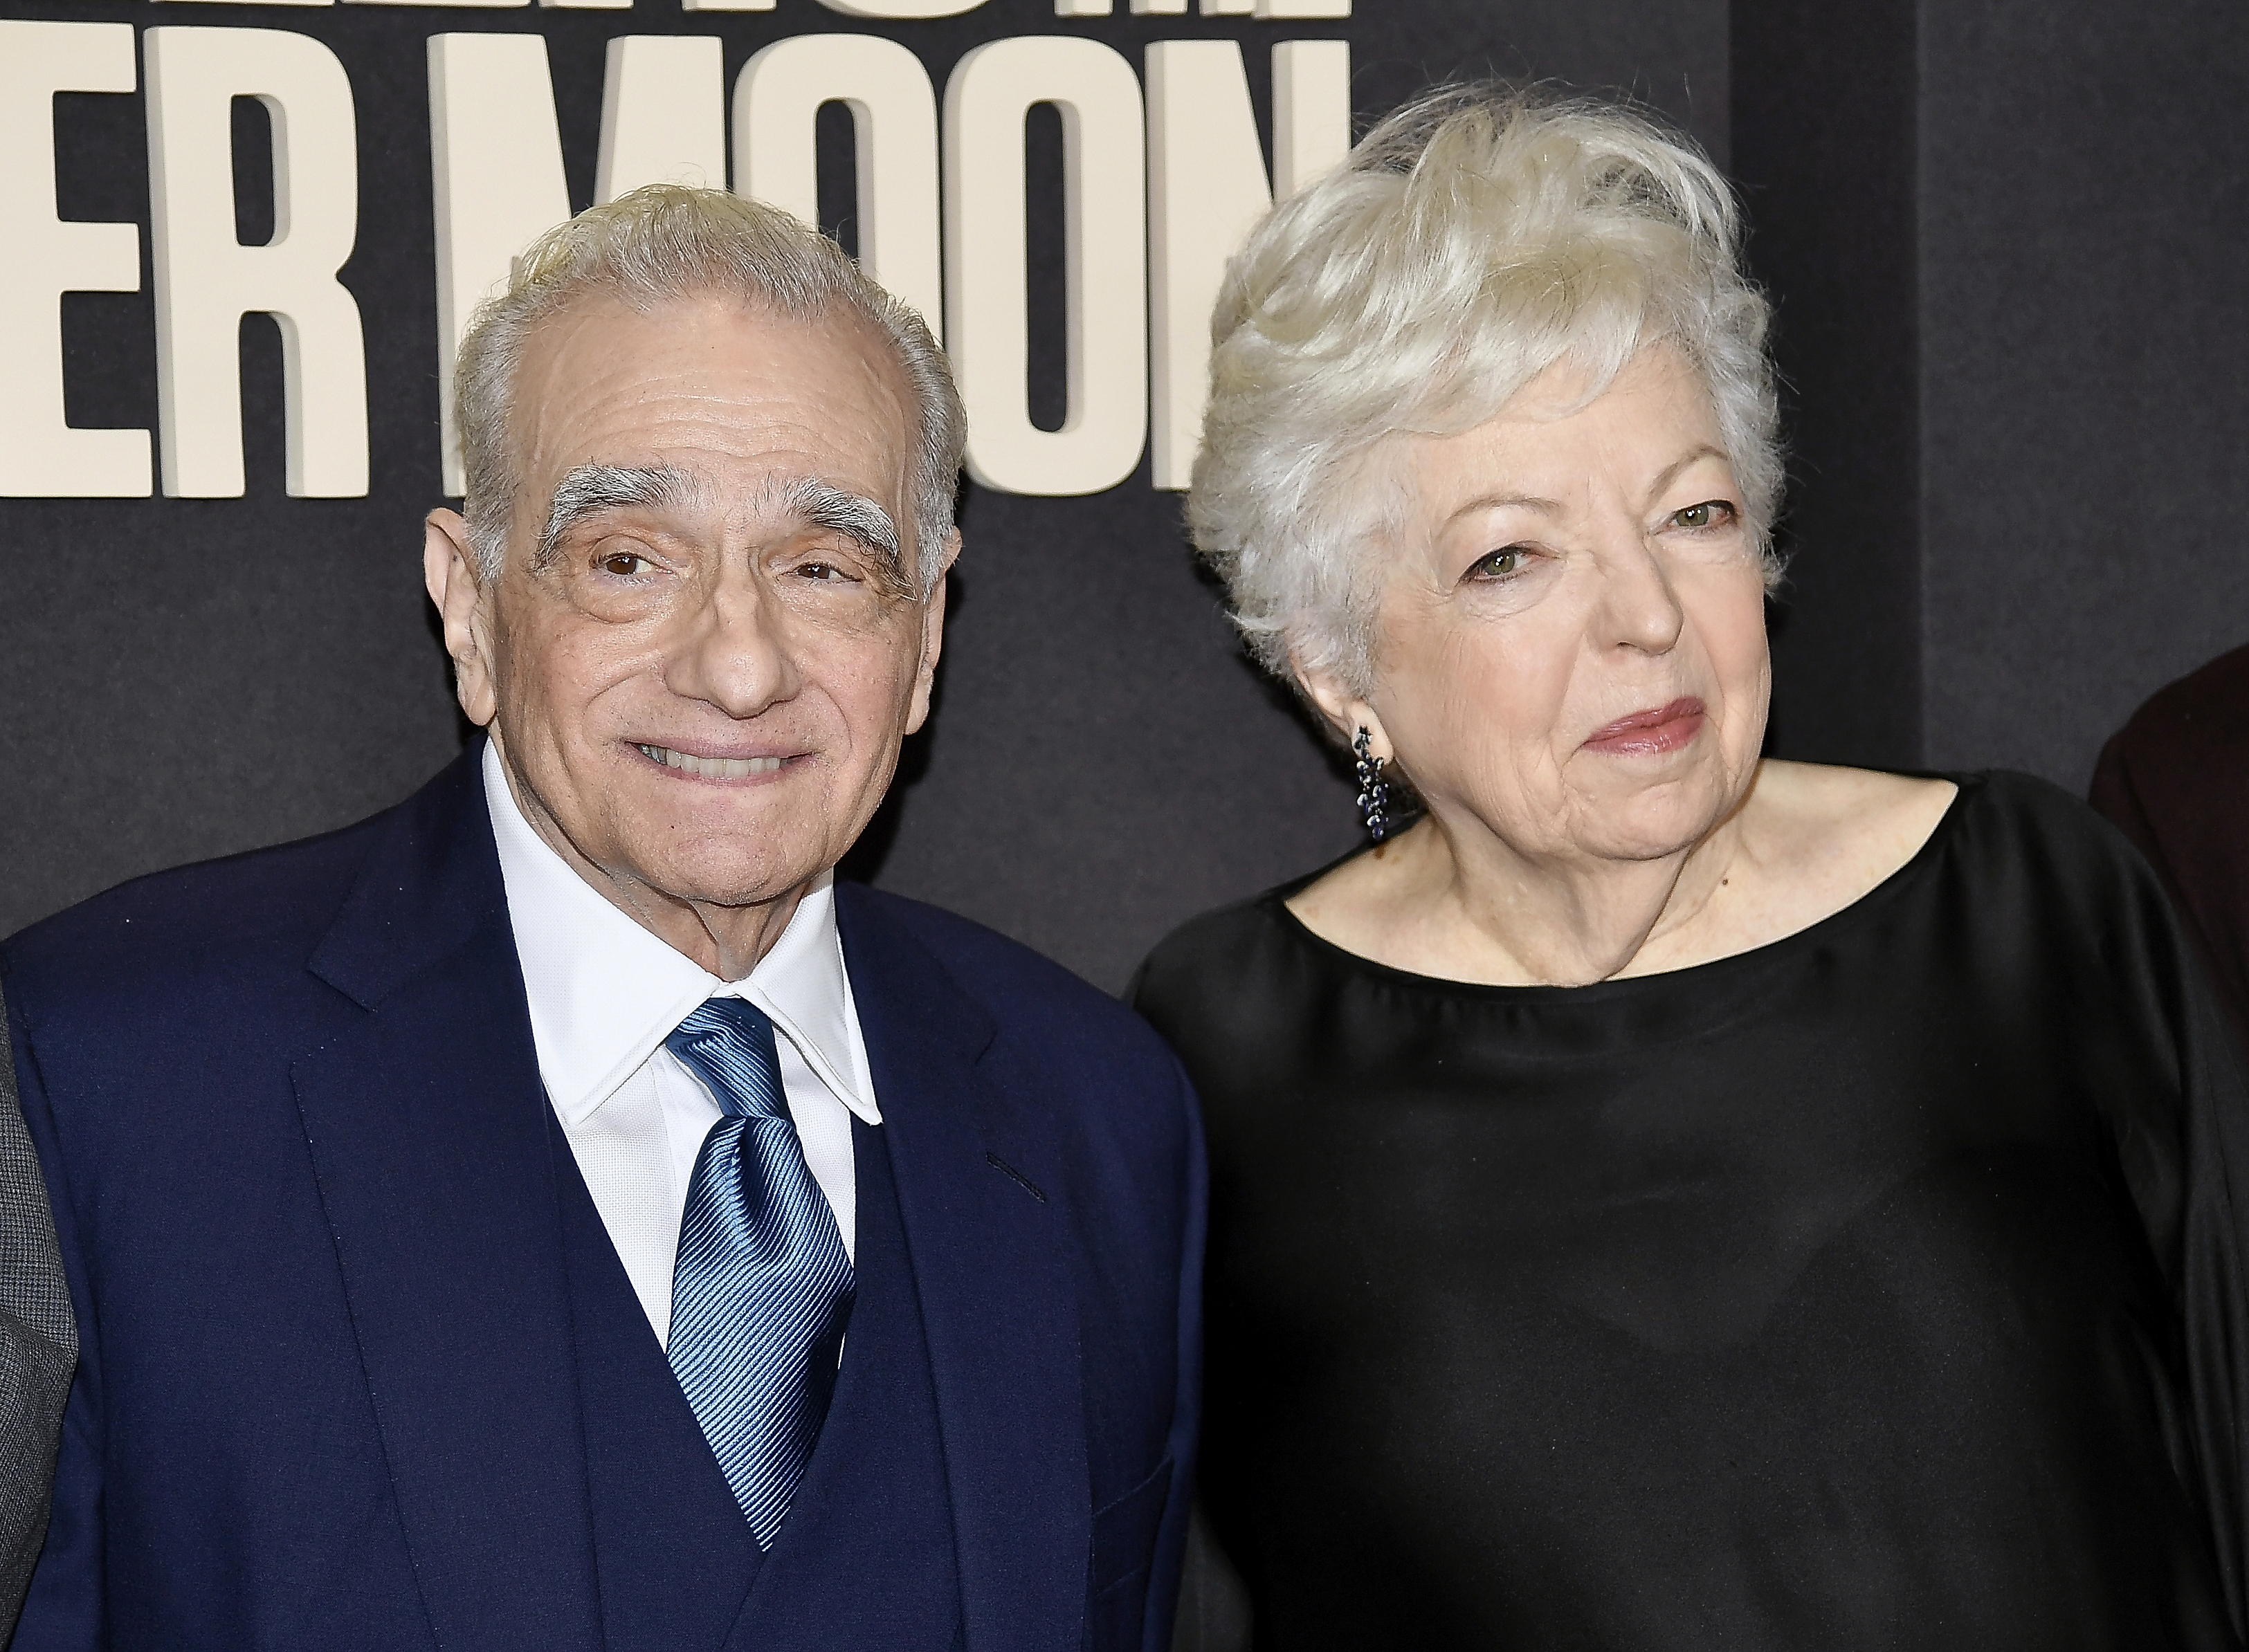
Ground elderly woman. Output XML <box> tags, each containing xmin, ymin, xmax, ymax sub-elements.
<box><xmin>1131</xmin><ymin>86</ymin><xmax>2249</xmax><ymax>1651</ymax></box>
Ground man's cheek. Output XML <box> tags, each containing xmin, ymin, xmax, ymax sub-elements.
<box><xmin>540</xmin><ymin>632</ymin><xmax>632</xmax><ymax>726</ymax></box>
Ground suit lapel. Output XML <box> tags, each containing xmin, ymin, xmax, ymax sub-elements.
<box><xmin>836</xmin><ymin>888</ymin><xmax>1089</xmax><ymax>1652</ymax></box>
<box><xmin>293</xmin><ymin>751</ymin><xmax>603</xmax><ymax>1652</ymax></box>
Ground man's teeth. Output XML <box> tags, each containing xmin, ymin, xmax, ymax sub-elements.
<box><xmin>636</xmin><ymin>744</ymin><xmax>784</xmax><ymax>779</ymax></box>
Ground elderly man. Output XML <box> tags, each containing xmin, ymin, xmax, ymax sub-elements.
<box><xmin>2</xmin><ymin>187</ymin><xmax>1201</xmax><ymax>1652</ymax></box>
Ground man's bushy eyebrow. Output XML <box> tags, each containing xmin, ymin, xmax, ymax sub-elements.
<box><xmin>768</xmin><ymin>477</ymin><xmax>913</xmax><ymax>600</ymax></box>
<box><xmin>529</xmin><ymin>466</ymin><xmax>916</xmax><ymax>601</ymax></box>
<box><xmin>787</xmin><ymin>480</ymin><xmax>900</xmax><ymax>559</ymax></box>
<box><xmin>533</xmin><ymin>464</ymin><xmax>695</xmax><ymax>569</ymax></box>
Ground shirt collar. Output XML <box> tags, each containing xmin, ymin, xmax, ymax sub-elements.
<box><xmin>482</xmin><ymin>740</ymin><xmax>880</xmax><ymax>1129</ymax></box>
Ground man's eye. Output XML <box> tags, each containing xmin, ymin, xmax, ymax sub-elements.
<box><xmin>1472</xmin><ymin>547</ymin><xmax>1528</xmax><ymax>580</ymax></box>
<box><xmin>795</xmin><ymin>561</ymin><xmax>857</xmax><ymax>585</ymax></box>
<box><xmin>598</xmin><ymin>551</ymin><xmax>655</xmax><ymax>577</ymax></box>
<box><xmin>1670</xmin><ymin>500</ymin><xmax>1736</xmax><ymax>531</ymax></box>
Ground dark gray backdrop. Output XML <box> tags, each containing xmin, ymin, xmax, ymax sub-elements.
<box><xmin>1</xmin><ymin>0</ymin><xmax>2241</xmax><ymax>991</ymax></box>
<box><xmin>1734</xmin><ymin>0</ymin><xmax>2249</xmax><ymax>783</ymax></box>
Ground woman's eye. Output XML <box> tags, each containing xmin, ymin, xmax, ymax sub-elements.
<box><xmin>1670</xmin><ymin>499</ymin><xmax>1736</xmax><ymax>531</ymax></box>
<box><xmin>1472</xmin><ymin>547</ymin><xmax>1529</xmax><ymax>580</ymax></box>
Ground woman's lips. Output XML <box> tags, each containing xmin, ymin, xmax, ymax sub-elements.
<box><xmin>1581</xmin><ymin>697</ymin><xmax>1707</xmax><ymax>756</ymax></box>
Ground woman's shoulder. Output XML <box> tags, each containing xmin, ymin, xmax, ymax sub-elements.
<box><xmin>1131</xmin><ymin>888</ymin><xmax>1292</xmax><ymax>1007</ymax></box>
<box><xmin>1756</xmin><ymin>759</ymin><xmax>2138</xmax><ymax>852</ymax></box>
<box><xmin>1128</xmin><ymin>873</ymin><xmax>1345</xmax><ymax>1053</ymax></box>
<box><xmin>1947</xmin><ymin>765</ymin><xmax>2175</xmax><ymax>903</ymax></box>
<box><xmin>1749</xmin><ymin>760</ymin><xmax>1956</xmax><ymax>843</ymax></box>
<box><xmin>1770</xmin><ymin>760</ymin><xmax>2167</xmax><ymax>922</ymax></box>
<box><xmin>1957</xmin><ymin>764</ymin><xmax>2111</xmax><ymax>826</ymax></box>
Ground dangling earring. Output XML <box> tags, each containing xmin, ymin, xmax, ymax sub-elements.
<box><xmin>1353</xmin><ymin>727</ymin><xmax>1392</xmax><ymax>843</ymax></box>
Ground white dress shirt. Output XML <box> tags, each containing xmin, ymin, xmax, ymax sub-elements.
<box><xmin>483</xmin><ymin>743</ymin><xmax>881</xmax><ymax>1347</ymax></box>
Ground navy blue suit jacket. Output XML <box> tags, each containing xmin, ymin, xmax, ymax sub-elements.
<box><xmin>1</xmin><ymin>750</ymin><xmax>1203</xmax><ymax>1652</ymax></box>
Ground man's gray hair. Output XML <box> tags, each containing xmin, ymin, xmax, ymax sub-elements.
<box><xmin>1189</xmin><ymin>84</ymin><xmax>1783</xmax><ymax>699</ymax></box>
<box><xmin>454</xmin><ymin>184</ymin><xmax>966</xmax><ymax>597</ymax></box>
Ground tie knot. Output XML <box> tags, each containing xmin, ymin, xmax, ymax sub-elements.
<box><xmin>666</xmin><ymin>997</ymin><xmax>787</xmax><ymax>1122</ymax></box>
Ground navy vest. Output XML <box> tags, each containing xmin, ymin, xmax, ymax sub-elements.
<box><xmin>554</xmin><ymin>1114</ymin><xmax>965</xmax><ymax>1652</ymax></box>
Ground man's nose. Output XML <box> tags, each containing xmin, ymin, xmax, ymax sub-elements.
<box><xmin>662</xmin><ymin>572</ymin><xmax>802</xmax><ymax>719</ymax></box>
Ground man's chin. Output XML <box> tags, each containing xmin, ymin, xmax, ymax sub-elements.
<box><xmin>624</xmin><ymin>838</ymin><xmax>836</xmax><ymax>913</ymax></box>
<box><xmin>585</xmin><ymin>764</ymin><xmax>878</xmax><ymax>915</ymax></box>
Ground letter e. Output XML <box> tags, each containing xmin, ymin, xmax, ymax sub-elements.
<box><xmin>0</xmin><ymin>21</ymin><xmax>151</xmax><ymax>498</ymax></box>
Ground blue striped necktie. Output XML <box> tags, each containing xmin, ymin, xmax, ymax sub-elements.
<box><xmin>663</xmin><ymin>997</ymin><xmax>855</xmax><ymax>1546</ymax></box>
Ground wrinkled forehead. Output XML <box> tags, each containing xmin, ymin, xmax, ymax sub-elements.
<box><xmin>504</xmin><ymin>290</ymin><xmax>916</xmax><ymax>525</ymax></box>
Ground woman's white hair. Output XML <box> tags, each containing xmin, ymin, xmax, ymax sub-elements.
<box><xmin>454</xmin><ymin>183</ymin><xmax>966</xmax><ymax>596</ymax></box>
<box><xmin>1187</xmin><ymin>84</ymin><xmax>1782</xmax><ymax>698</ymax></box>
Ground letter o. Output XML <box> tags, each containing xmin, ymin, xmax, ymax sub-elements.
<box><xmin>735</xmin><ymin>35</ymin><xmax>943</xmax><ymax>338</ymax></box>
<box><xmin>943</xmin><ymin>37</ymin><xmax>1147</xmax><ymax>497</ymax></box>
<box><xmin>814</xmin><ymin>0</ymin><xmax>987</xmax><ymax>21</ymax></box>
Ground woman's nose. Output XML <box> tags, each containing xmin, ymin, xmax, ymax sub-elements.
<box><xmin>1594</xmin><ymin>535</ymin><xmax>1688</xmax><ymax>656</ymax></box>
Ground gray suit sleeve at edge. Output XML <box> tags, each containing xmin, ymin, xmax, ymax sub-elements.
<box><xmin>0</xmin><ymin>980</ymin><xmax>76</xmax><ymax>1640</ymax></box>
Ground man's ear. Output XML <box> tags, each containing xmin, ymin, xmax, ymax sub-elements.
<box><xmin>1294</xmin><ymin>658</ymin><xmax>1392</xmax><ymax>761</ymax></box>
<box><xmin>424</xmin><ymin>508</ymin><xmax>500</xmax><ymax>729</ymax></box>
<box><xmin>903</xmin><ymin>528</ymin><xmax>961</xmax><ymax>737</ymax></box>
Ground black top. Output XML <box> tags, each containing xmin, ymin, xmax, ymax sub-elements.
<box><xmin>1132</xmin><ymin>773</ymin><xmax>2249</xmax><ymax>1652</ymax></box>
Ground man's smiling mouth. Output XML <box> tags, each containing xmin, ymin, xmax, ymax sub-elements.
<box><xmin>635</xmin><ymin>744</ymin><xmax>786</xmax><ymax>779</ymax></box>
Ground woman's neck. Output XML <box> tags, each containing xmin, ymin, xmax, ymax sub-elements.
<box><xmin>1285</xmin><ymin>761</ymin><xmax>1960</xmax><ymax>989</ymax></box>
<box><xmin>1354</xmin><ymin>806</ymin><xmax>1747</xmax><ymax>987</ymax></box>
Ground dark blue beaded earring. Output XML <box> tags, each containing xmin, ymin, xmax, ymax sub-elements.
<box><xmin>1353</xmin><ymin>727</ymin><xmax>1392</xmax><ymax>843</ymax></box>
